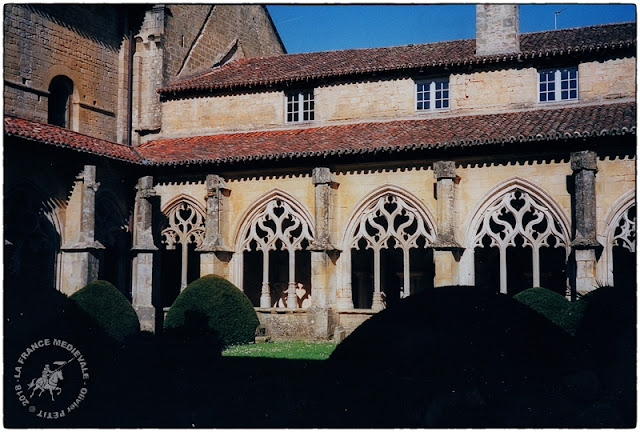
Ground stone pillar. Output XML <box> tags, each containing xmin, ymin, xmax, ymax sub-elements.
<box><xmin>60</xmin><ymin>165</ymin><xmax>104</xmax><ymax>295</ymax></box>
<box><xmin>131</xmin><ymin>176</ymin><xmax>158</xmax><ymax>332</ymax></box>
<box><xmin>131</xmin><ymin>5</ymin><xmax>165</xmax><ymax>144</ymax></box>
<box><xmin>431</xmin><ymin>161</ymin><xmax>464</xmax><ymax>287</ymax></box>
<box><xmin>197</xmin><ymin>174</ymin><xmax>233</xmax><ymax>280</ymax></box>
<box><xmin>308</xmin><ymin>167</ymin><xmax>340</xmax><ymax>337</ymax></box>
<box><xmin>570</xmin><ymin>151</ymin><xmax>601</xmax><ymax>295</ymax></box>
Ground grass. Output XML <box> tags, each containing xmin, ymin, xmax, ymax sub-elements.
<box><xmin>222</xmin><ymin>340</ymin><xmax>338</xmax><ymax>360</ymax></box>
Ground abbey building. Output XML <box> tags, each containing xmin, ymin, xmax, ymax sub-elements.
<box><xmin>4</xmin><ymin>4</ymin><xmax>636</xmax><ymax>337</ymax></box>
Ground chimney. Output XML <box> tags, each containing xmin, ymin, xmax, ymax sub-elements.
<box><xmin>475</xmin><ymin>4</ymin><xmax>520</xmax><ymax>56</ymax></box>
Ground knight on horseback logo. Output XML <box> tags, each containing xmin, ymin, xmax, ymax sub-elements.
<box><xmin>28</xmin><ymin>360</ymin><xmax>71</xmax><ymax>401</ymax></box>
<box><xmin>12</xmin><ymin>338</ymin><xmax>90</xmax><ymax>420</ymax></box>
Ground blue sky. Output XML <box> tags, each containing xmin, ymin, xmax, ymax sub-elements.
<box><xmin>267</xmin><ymin>4</ymin><xmax>636</xmax><ymax>54</ymax></box>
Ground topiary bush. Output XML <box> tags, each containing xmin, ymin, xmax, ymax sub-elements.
<box><xmin>513</xmin><ymin>287</ymin><xmax>572</xmax><ymax>334</ymax></box>
<box><xmin>164</xmin><ymin>274</ymin><xmax>259</xmax><ymax>347</ymax></box>
<box><xmin>70</xmin><ymin>279</ymin><xmax>140</xmax><ymax>341</ymax></box>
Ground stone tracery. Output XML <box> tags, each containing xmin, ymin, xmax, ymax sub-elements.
<box><xmin>472</xmin><ymin>188</ymin><xmax>568</xmax><ymax>294</ymax></box>
<box><xmin>348</xmin><ymin>192</ymin><xmax>436</xmax><ymax>310</ymax></box>
<box><xmin>612</xmin><ymin>205</ymin><xmax>636</xmax><ymax>253</ymax></box>
<box><xmin>241</xmin><ymin>197</ymin><xmax>314</xmax><ymax>308</ymax></box>
<box><xmin>161</xmin><ymin>200</ymin><xmax>206</xmax><ymax>290</ymax></box>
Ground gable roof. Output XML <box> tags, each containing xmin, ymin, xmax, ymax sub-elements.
<box><xmin>137</xmin><ymin>102</ymin><xmax>636</xmax><ymax>166</ymax></box>
<box><xmin>4</xmin><ymin>116</ymin><xmax>143</xmax><ymax>163</ymax></box>
<box><xmin>160</xmin><ymin>22</ymin><xmax>636</xmax><ymax>95</ymax></box>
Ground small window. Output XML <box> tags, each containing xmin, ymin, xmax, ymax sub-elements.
<box><xmin>415</xmin><ymin>78</ymin><xmax>449</xmax><ymax>111</ymax></box>
<box><xmin>286</xmin><ymin>90</ymin><xmax>314</xmax><ymax>123</ymax></box>
<box><xmin>539</xmin><ymin>67</ymin><xmax>578</xmax><ymax>102</ymax></box>
<box><xmin>48</xmin><ymin>75</ymin><xmax>73</xmax><ymax>128</ymax></box>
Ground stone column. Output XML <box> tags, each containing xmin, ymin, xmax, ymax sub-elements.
<box><xmin>570</xmin><ymin>151</ymin><xmax>601</xmax><ymax>295</ymax></box>
<box><xmin>196</xmin><ymin>174</ymin><xmax>233</xmax><ymax>280</ymax></box>
<box><xmin>431</xmin><ymin>161</ymin><xmax>463</xmax><ymax>287</ymax></box>
<box><xmin>60</xmin><ymin>165</ymin><xmax>104</xmax><ymax>295</ymax></box>
<box><xmin>131</xmin><ymin>5</ymin><xmax>165</xmax><ymax>144</ymax></box>
<box><xmin>308</xmin><ymin>167</ymin><xmax>340</xmax><ymax>337</ymax></box>
<box><xmin>131</xmin><ymin>176</ymin><xmax>158</xmax><ymax>332</ymax></box>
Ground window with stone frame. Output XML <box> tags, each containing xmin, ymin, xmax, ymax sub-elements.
<box><xmin>415</xmin><ymin>77</ymin><xmax>450</xmax><ymax>111</ymax></box>
<box><xmin>538</xmin><ymin>67</ymin><xmax>578</xmax><ymax>102</ymax></box>
<box><xmin>160</xmin><ymin>199</ymin><xmax>206</xmax><ymax>306</ymax></box>
<box><xmin>348</xmin><ymin>193</ymin><xmax>436</xmax><ymax>310</ymax></box>
<box><xmin>286</xmin><ymin>89</ymin><xmax>314</xmax><ymax>123</ymax></box>
<box><xmin>472</xmin><ymin>188</ymin><xmax>569</xmax><ymax>296</ymax></box>
<box><xmin>240</xmin><ymin>197</ymin><xmax>314</xmax><ymax>309</ymax></box>
<box><xmin>612</xmin><ymin>204</ymin><xmax>636</xmax><ymax>290</ymax></box>
<box><xmin>48</xmin><ymin>75</ymin><xmax>74</xmax><ymax>128</ymax></box>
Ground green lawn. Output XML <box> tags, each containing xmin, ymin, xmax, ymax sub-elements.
<box><xmin>222</xmin><ymin>340</ymin><xmax>338</xmax><ymax>360</ymax></box>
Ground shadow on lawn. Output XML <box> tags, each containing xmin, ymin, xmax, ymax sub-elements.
<box><xmin>4</xmin><ymin>285</ymin><xmax>635</xmax><ymax>428</ymax></box>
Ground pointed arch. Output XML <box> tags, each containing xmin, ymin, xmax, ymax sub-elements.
<box><xmin>463</xmin><ymin>176</ymin><xmax>571</xmax><ymax>295</ymax></box>
<box><xmin>601</xmin><ymin>190</ymin><xmax>636</xmax><ymax>287</ymax></box>
<box><xmin>234</xmin><ymin>188</ymin><xmax>315</xmax><ymax>251</ymax></box>
<box><xmin>158</xmin><ymin>194</ymin><xmax>206</xmax><ymax>299</ymax></box>
<box><xmin>339</xmin><ymin>184</ymin><xmax>437</xmax><ymax>311</ymax></box>
<box><xmin>95</xmin><ymin>188</ymin><xmax>132</xmax><ymax>298</ymax></box>
<box><xmin>233</xmin><ymin>188</ymin><xmax>315</xmax><ymax>309</ymax></box>
<box><xmin>4</xmin><ymin>180</ymin><xmax>64</xmax><ymax>292</ymax></box>
<box><xmin>341</xmin><ymin>184</ymin><xmax>437</xmax><ymax>249</ymax></box>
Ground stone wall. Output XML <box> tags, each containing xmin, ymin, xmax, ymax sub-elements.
<box><xmin>158</xmin><ymin>57</ymin><xmax>636</xmax><ymax>138</ymax></box>
<box><xmin>3</xmin><ymin>4</ymin><xmax>127</xmax><ymax>142</ymax></box>
<box><xmin>165</xmin><ymin>5</ymin><xmax>284</xmax><ymax>80</ymax></box>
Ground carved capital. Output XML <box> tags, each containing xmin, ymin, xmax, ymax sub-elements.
<box><xmin>312</xmin><ymin>167</ymin><xmax>339</xmax><ymax>186</ymax></box>
<box><xmin>135</xmin><ymin>176</ymin><xmax>156</xmax><ymax>200</ymax></box>
<box><xmin>205</xmin><ymin>174</ymin><xmax>230</xmax><ymax>198</ymax></box>
<box><xmin>570</xmin><ymin>150</ymin><xmax>598</xmax><ymax>173</ymax></box>
<box><xmin>433</xmin><ymin>161</ymin><xmax>457</xmax><ymax>180</ymax></box>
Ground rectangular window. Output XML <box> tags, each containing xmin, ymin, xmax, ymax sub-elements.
<box><xmin>415</xmin><ymin>78</ymin><xmax>449</xmax><ymax>111</ymax></box>
<box><xmin>539</xmin><ymin>67</ymin><xmax>578</xmax><ymax>102</ymax></box>
<box><xmin>286</xmin><ymin>90</ymin><xmax>314</xmax><ymax>123</ymax></box>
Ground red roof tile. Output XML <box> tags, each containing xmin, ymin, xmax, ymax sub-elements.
<box><xmin>161</xmin><ymin>22</ymin><xmax>636</xmax><ymax>95</ymax></box>
<box><xmin>137</xmin><ymin>102</ymin><xmax>636</xmax><ymax>166</ymax></box>
<box><xmin>4</xmin><ymin>116</ymin><xmax>143</xmax><ymax>163</ymax></box>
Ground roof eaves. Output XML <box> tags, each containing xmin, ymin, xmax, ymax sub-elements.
<box><xmin>159</xmin><ymin>40</ymin><xmax>635</xmax><ymax>96</ymax></box>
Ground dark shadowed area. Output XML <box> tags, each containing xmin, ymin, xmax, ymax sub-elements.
<box><xmin>4</xmin><ymin>285</ymin><xmax>635</xmax><ymax>428</ymax></box>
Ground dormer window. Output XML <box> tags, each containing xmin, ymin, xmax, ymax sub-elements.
<box><xmin>415</xmin><ymin>78</ymin><xmax>449</xmax><ymax>111</ymax></box>
<box><xmin>538</xmin><ymin>67</ymin><xmax>578</xmax><ymax>102</ymax></box>
<box><xmin>286</xmin><ymin>90</ymin><xmax>314</xmax><ymax>123</ymax></box>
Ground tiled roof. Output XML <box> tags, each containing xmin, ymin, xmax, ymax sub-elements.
<box><xmin>161</xmin><ymin>22</ymin><xmax>636</xmax><ymax>95</ymax></box>
<box><xmin>137</xmin><ymin>102</ymin><xmax>636</xmax><ymax>166</ymax></box>
<box><xmin>4</xmin><ymin>116</ymin><xmax>143</xmax><ymax>163</ymax></box>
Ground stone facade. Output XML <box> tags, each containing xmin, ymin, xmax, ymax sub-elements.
<box><xmin>160</xmin><ymin>57</ymin><xmax>636</xmax><ymax>138</ymax></box>
<box><xmin>4</xmin><ymin>5</ymin><xmax>636</xmax><ymax>340</ymax></box>
<box><xmin>4</xmin><ymin>4</ymin><xmax>285</xmax><ymax>145</ymax></box>
<box><xmin>4</xmin><ymin>4</ymin><xmax>126</xmax><ymax>141</ymax></box>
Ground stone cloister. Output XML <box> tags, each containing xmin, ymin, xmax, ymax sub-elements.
<box><xmin>13</xmin><ymin>147</ymin><xmax>629</xmax><ymax>338</ymax></box>
<box><xmin>4</xmin><ymin>4</ymin><xmax>635</xmax><ymax>340</ymax></box>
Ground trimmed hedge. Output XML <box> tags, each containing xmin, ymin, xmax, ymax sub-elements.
<box><xmin>513</xmin><ymin>287</ymin><xmax>572</xmax><ymax>333</ymax></box>
<box><xmin>70</xmin><ymin>280</ymin><xmax>140</xmax><ymax>341</ymax></box>
<box><xmin>164</xmin><ymin>274</ymin><xmax>259</xmax><ymax>347</ymax></box>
